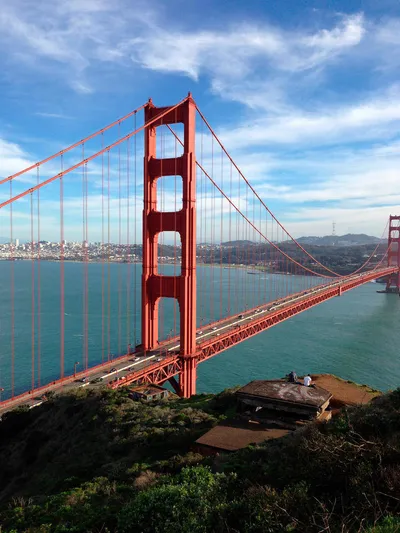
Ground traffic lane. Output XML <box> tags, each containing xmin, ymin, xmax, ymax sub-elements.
<box><xmin>85</xmin><ymin>347</ymin><xmax>180</xmax><ymax>386</ymax></box>
<box><xmin>89</xmin><ymin>355</ymin><xmax>158</xmax><ymax>385</ymax></box>
<box><xmin>190</xmin><ymin>279</ymin><xmax>348</xmax><ymax>343</ymax></box>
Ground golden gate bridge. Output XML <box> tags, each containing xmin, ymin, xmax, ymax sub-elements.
<box><xmin>0</xmin><ymin>94</ymin><xmax>399</xmax><ymax>411</ymax></box>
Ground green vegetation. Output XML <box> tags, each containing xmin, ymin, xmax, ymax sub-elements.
<box><xmin>0</xmin><ymin>386</ymin><xmax>399</xmax><ymax>532</ymax></box>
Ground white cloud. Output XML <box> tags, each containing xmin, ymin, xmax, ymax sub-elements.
<box><xmin>128</xmin><ymin>14</ymin><xmax>365</xmax><ymax>81</ymax></box>
<box><xmin>0</xmin><ymin>2</ymin><xmax>367</xmax><ymax>97</ymax></box>
<box><xmin>213</xmin><ymin>86</ymin><xmax>400</xmax><ymax>150</ymax></box>
<box><xmin>236</xmin><ymin>138</ymin><xmax>400</xmax><ymax>212</ymax></box>
<box><xmin>0</xmin><ymin>138</ymin><xmax>34</xmax><ymax>177</ymax></box>
<box><xmin>35</xmin><ymin>112</ymin><xmax>73</xmax><ymax>119</ymax></box>
<box><xmin>70</xmin><ymin>81</ymin><xmax>94</xmax><ymax>95</ymax></box>
<box><xmin>375</xmin><ymin>18</ymin><xmax>400</xmax><ymax>46</ymax></box>
<box><xmin>0</xmin><ymin>0</ymin><xmax>128</xmax><ymax>93</ymax></box>
<box><xmin>302</xmin><ymin>13</ymin><xmax>364</xmax><ymax>60</ymax></box>
<box><xmin>127</xmin><ymin>27</ymin><xmax>284</xmax><ymax>80</ymax></box>
<box><xmin>282</xmin><ymin>205</ymin><xmax>394</xmax><ymax>238</ymax></box>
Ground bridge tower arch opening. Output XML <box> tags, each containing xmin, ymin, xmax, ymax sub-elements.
<box><xmin>142</xmin><ymin>96</ymin><xmax>197</xmax><ymax>398</ymax></box>
<box><xmin>386</xmin><ymin>215</ymin><xmax>400</xmax><ymax>294</ymax></box>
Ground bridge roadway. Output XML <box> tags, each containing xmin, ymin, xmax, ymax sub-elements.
<box><xmin>0</xmin><ymin>266</ymin><xmax>397</xmax><ymax>416</ymax></box>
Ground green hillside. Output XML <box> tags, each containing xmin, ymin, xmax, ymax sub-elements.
<box><xmin>0</xmin><ymin>385</ymin><xmax>399</xmax><ymax>532</ymax></box>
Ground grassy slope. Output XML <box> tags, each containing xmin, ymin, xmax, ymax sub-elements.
<box><xmin>0</xmin><ymin>386</ymin><xmax>399</xmax><ymax>532</ymax></box>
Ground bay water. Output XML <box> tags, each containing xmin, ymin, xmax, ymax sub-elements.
<box><xmin>0</xmin><ymin>261</ymin><xmax>399</xmax><ymax>399</ymax></box>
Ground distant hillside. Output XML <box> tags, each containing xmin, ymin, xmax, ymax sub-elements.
<box><xmin>296</xmin><ymin>233</ymin><xmax>384</xmax><ymax>247</ymax></box>
<box><xmin>220</xmin><ymin>240</ymin><xmax>254</xmax><ymax>247</ymax></box>
<box><xmin>217</xmin><ymin>234</ymin><xmax>384</xmax><ymax>248</ymax></box>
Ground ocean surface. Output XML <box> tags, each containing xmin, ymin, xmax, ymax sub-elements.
<box><xmin>0</xmin><ymin>261</ymin><xmax>399</xmax><ymax>399</ymax></box>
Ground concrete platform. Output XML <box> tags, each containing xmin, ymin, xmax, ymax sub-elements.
<box><xmin>194</xmin><ymin>419</ymin><xmax>289</xmax><ymax>454</ymax></box>
<box><xmin>311</xmin><ymin>374</ymin><xmax>381</xmax><ymax>407</ymax></box>
<box><xmin>237</xmin><ymin>380</ymin><xmax>332</xmax><ymax>410</ymax></box>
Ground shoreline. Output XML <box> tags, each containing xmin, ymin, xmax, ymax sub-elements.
<box><xmin>0</xmin><ymin>258</ymin><xmax>305</xmax><ymax>275</ymax></box>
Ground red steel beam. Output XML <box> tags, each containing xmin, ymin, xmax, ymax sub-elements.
<box><xmin>196</xmin><ymin>267</ymin><xmax>397</xmax><ymax>364</ymax></box>
<box><xmin>108</xmin><ymin>356</ymin><xmax>181</xmax><ymax>389</ymax></box>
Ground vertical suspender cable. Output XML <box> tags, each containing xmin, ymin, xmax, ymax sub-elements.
<box><xmin>199</xmin><ymin>116</ymin><xmax>204</xmax><ymax>326</ymax></box>
<box><xmin>159</xmin><ymin>123</ymin><xmax>164</xmax><ymax>341</ymax></box>
<box><xmin>118</xmin><ymin>122</ymin><xmax>122</xmax><ymax>355</ymax></box>
<box><xmin>245</xmin><ymin>176</ymin><xmax>249</xmax><ymax>308</ymax></box>
<box><xmin>36</xmin><ymin>166</ymin><xmax>41</xmax><ymax>386</ymax></box>
<box><xmin>220</xmin><ymin>146</ymin><xmax>223</xmax><ymax>320</ymax></box>
<box><xmin>173</xmin><ymin>109</ymin><xmax>178</xmax><ymax>339</ymax></box>
<box><xmin>235</xmin><ymin>170</ymin><xmax>240</xmax><ymax>315</ymax></box>
<box><xmin>101</xmin><ymin>135</ymin><xmax>105</xmax><ymax>363</ymax></box>
<box><xmin>30</xmin><ymin>192</ymin><xmax>35</xmax><ymax>390</ymax></box>
<box><xmin>265</xmin><ymin>209</ymin><xmax>268</xmax><ymax>304</ymax></box>
<box><xmin>107</xmin><ymin>150</ymin><xmax>111</xmax><ymax>361</ymax></box>
<box><xmin>60</xmin><ymin>157</ymin><xmax>65</xmax><ymax>380</ymax></box>
<box><xmin>81</xmin><ymin>145</ymin><xmax>85</xmax><ymax>366</ymax></box>
<box><xmin>210</xmin><ymin>134</ymin><xmax>214</xmax><ymax>322</ymax></box>
<box><xmin>258</xmin><ymin>201</ymin><xmax>262</xmax><ymax>308</ymax></box>
<box><xmin>85</xmin><ymin>160</ymin><xmax>89</xmax><ymax>370</ymax></box>
<box><xmin>10</xmin><ymin>180</ymin><xmax>14</xmax><ymax>397</ymax></box>
<box><xmin>228</xmin><ymin>161</ymin><xmax>232</xmax><ymax>317</ymax></box>
<box><xmin>133</xmin><ymin>114</ymin><xmax>137</xmax><ymax>348</ymax></box>
<box><xmin>126</xmin><ymin>136</ymin><xmax>131</xmax><ymax>353</ymax></box>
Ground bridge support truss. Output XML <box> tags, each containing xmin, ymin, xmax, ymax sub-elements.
<box><xmin>142</xmin><ymin>96</ymin><xmax>197</xmax><ymax>398</ymax></box>
<box><xmin>386</xmin><ymin>215</ymin><xmax>400</xmax><ymax>294</ymax></box>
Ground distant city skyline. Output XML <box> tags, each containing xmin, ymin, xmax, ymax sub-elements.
<box><xmin>0</xmin><ymin>230</ymin><xmax>386</xmax><ymax>247</ymax></box>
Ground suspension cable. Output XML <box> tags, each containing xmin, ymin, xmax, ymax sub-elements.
<box><xmin>0</xmin><ymin>103</ymin><xmax>147</xmax><ymax>186</ymax></box>
<box><xmin>194</xmin><ymin>104</ymin><xmax>388</xmax><ymax>278</ymax></box>
<box><xmin>166</xmin><ymin>124</ymin><xmax>334</xmax><ymax>279</ymax></box>
<box><xmin>0</xmin><ymin>96</ymin><xmax>190</xmax><ymax>209</ymax></box>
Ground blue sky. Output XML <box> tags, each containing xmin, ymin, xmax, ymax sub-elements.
<box><xmin>1</xmin><ymin>0</ymin><xmax>400</xmax><ymax>241</ymax></box>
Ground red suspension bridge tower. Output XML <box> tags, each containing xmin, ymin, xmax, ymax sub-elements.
<box><xmin>386</xmin><ymin>215</ymin><xmax>400</xmax><ymax>294</ymax></box>
<box><xmin>142</xmin><ymin>95</ymin><xmax>197</xmax><ymax>398</ymax></box>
